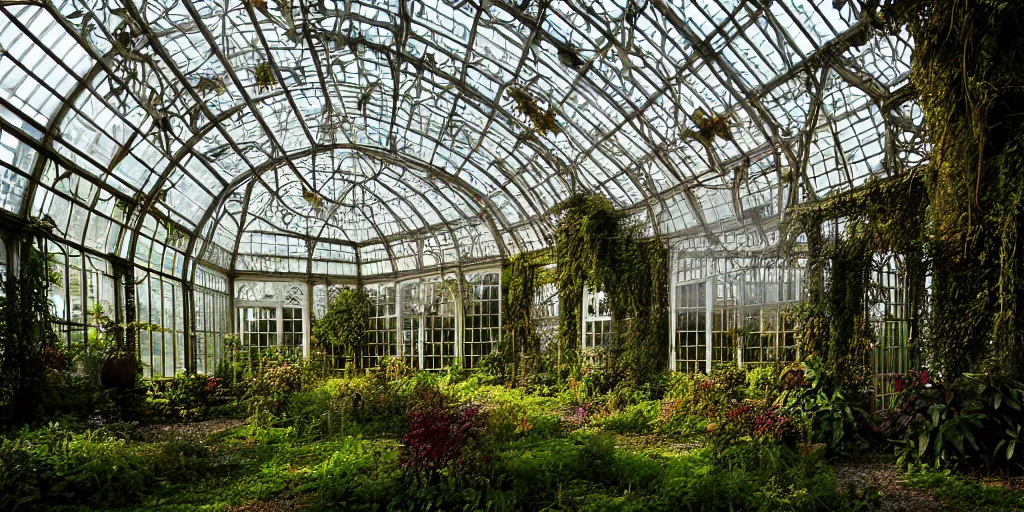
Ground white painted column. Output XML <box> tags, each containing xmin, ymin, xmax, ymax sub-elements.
<box><xmin>705</xmin><ymin>276</ymin><xmax>714</xmax><ymax>374</ymax></box>
<box><xmin>668</xmin><ymin>250</ymin><xmax>677</xmax><ymax>372</ymax></box>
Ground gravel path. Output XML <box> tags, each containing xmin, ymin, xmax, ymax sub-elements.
<box><xmin>134</xmin><ymin>418</ymin><xmax>246</xmax><ymax>442</ymax></box>
<box><xmin>833</xmin><ymin>460</ymin><xmax>945</xmax><ymax>511</ymax></box>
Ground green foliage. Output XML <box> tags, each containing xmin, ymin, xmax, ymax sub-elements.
<box><xmin>887</xmin><ymin>373</ymin><xmax>1024</xmax><ymax>472</ymax></box>
<box><xmin>784</xmin><ymin>172</ymin><xmax>927</xmax><ymax>383</ymax></box>
<box><xmin>0</xmin><ymin>244</ymin><xmax>60</xmax><ymax>430</ymax></box>
<box><xmin>0</xmin><ymin>421</ymin><xmax>214</xmax><ymax>509</ymax></box>
<box><xmin>0</xmin><ymin>366</ymin><xmax>917</xmax><ymax>512</ymax></box>
<box><xmin>553</xmin><ymin>194</ymin><xmax>668</xmax><ymax>386</ymax></box>
<box><xmin>905</xmin><ymin>467</ymin><xmax>1024</xmax><ymax>511</ymax></box>
<box><xmin>494</xmin><ymin>253</ymin><xmax>541</xmax><ymax>386</ymax></box>
<box><xmin>882</xmin><ymin>0</ymin><xmax>1024</xmax><ymax>379</ymax></box>
<box><xmin>151</xmin><ymin>372</ymin><xmax>226</xmax><ymax>421</ymax></box>
<box><xmin>747</xmin><ymin>365</ymin><xmax>783</xmax><ymax>402</ymax></box>
<box><xmin>781</xmin><ymin>358</ymin><xmax>872</xmax><ymax>458</ymax></box>
<box><xmin>246</xmin><ymin>358</ymin><xmax>309</xmax><ymax>423</ymax></box>
<box><xmin>594</xmin><ymin>400</ymin><xmax>660</xmax><ymax>434</ymax></box>
<box><xmin>312</xmin><ymin>288</ymin><xmax>369</xmax><ymax>363</ymax></box>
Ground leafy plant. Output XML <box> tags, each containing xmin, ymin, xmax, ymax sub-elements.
<box><xmin>0</xmin><ymin>244</ymin><xmax>61</xmax><ymax>430</ymax></box>
<box><xmin>506</xmin><ymin>85</ymin><xmax>561</xmax><ymax>136</ymax></box>
<box><xmin>887</xmin><ymin>372</ymin><xmax>1024</xmax><ymax>472</ymax></box>
<box><xmin>157</xmin><ymin>372</ymin><xmax>224</xmax><ymax>421</ymax></box>
<box><xmin>253</xmin><ymin>60</ymin><xmax>276</xmax><ymax>92</ymax></box>
<box><xmin>246</xmin><ymin>358</ymin><xmax>307</xmax><ymax>422</ymax></box>
<box><xmin>400</xmin><ymin>387</ymin><xmax>483</xmax><ymax>485</ymax></box>
<box><xmin>312</xmin><ymin>288</ymin><xmax>369</xmax><ymax>365</ymax></box>
<box><xmin>781</xmin><ymin>358</ymin><xmax>871</xmax><ymax>458</ymax></box>
<box><xmin>680</xmin><ymin>107</ymin><xmax>733</xmax><ymax>144</ymax></box>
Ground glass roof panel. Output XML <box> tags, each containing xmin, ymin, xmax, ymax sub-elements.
<box><xmin>0</xmin><ymin>0</ymin><xmax>923</xmax><ymax>277</ymax></box>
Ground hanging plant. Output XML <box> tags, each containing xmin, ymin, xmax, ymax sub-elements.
<box><xmin>114</xmin><ymin>197</ymin><xmax>132</xmax><ymax>214</ymax></box>
<box><xmin>302</xmin><ymin>187</ymin><xmax>325</xmax><ymax>211</ymax></box>
<box><xmin>165</xmin><ymin>220</ymin><xmax>187</xmax><ymax>247</ymax></box>
<box><xmin>245</xmin><ymin>0</ymin><xmax>268</xmax><ymax>10</ymax></box>
<box><xmin>253</xmin><ymin>61</ymin><xmax>277</xmax><ymax>92</ymax></box>
<box><xmin>680</xmin><ymin>107</ymin><xmax>733</xmax><ymax>144</ymax></box>
<box><xmin>194</xmin><ymin>74</ymin><xmax>227</xmax><ymax>96</ymax></box>
<box><xmin>507</xmin><ymin>85</ymin><xmax>562</xmax><ymax>136</ymax></box>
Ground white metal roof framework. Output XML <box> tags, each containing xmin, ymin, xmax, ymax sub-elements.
<box><xmin>0</xmin><ymin>0</ymin><xmax>926</xmax><ymax>282</ymax></box>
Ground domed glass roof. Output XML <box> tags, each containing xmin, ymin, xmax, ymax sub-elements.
<box><xmin>0</xmin><ymin>0</ymin><xmax>925</xmax><ymax>280</ymax></box>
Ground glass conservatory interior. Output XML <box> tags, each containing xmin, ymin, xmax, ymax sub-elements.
<box><xmin>3</xmin><ymin>0</ymin><xmax>1024</xmax><ymax>508</ymax></box>
<box><xmin>0</xmin><ymin>0</ymin><xmax>923</xmax><ymax>374</ymax></box>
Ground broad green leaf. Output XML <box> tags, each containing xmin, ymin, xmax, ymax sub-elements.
<box><xmin>963</xmin><ymin>429</ymin><xmax>979</xmax><ymax>451</ymax></box>
<box><xmin>918</xmin><ymin>432</ymin><xmax>930</xmax><ymax>457</ymax></box>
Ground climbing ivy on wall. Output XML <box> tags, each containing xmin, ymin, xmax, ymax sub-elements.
<box><xmin>786</xmin><ymin>172</ymin><xmax>929</xmax><ymax>380</ymax></box>
<box><xmin>884</xmin><ymin>0</ymin><xmax>1024</xmax><ymax>379</ymax></box>
<box><xmin>495</xmin><ymin>253</ymin><xmax>540</xmax><ymax>386</ymax></box>
<box><xmin>605</xmin><ymin>221</ymin><xmax>669</xmax><ymax>385</ymax></box>
<box><xmin>552</xmin><ymin>194</ymin><xmax>668</xmax><ymax>385</ymax></box>
<box><xmin>554</xmin><ymin>195</ymin><xmax>617</xmax><ymax>376</ymax></box>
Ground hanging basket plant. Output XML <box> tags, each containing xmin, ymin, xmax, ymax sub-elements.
<box><xmin>302</xmin><ymin>186</ymin><xmax>325</xmax><ymax>211</ymax></box>
<box><xmin>507</xmin><ymin>85</ymin><xmax>562</xmax><ymax>136</ymax></box>
<box><xmin>253</xmin><ymin>61</ymin><xmax>277</xmax><ymax>93</ymax></box>
<box><xmin>680</xmin><ymin>107</ymin><xmax>733</xmax><ymax>144</ymax></box>
<box><xmin>194</xmin><ymin>74</ymin><xmax>227</xmax><ymax>96</ymax></box>
<box><xmin>245</xmin><ymin>0</ymin><xmax>268</xmax><ymax>11</ymax></box>
<box><xmin>165</xmin><ymin>220</ymin><xmax>187</xmax><ymax>247</ymax></box>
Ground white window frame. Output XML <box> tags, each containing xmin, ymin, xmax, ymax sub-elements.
<box><xmin>581</xmin><ymin>286</ymin><xmax>613</xmax><ymax>353</ymax></box>
<box><xmin>235</xmin><ymin>301</ymin><xmax>309</xmax><ymax>358</ymax></box>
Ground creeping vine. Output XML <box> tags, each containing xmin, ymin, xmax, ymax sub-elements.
<box><xmin>884</xmin><ymin>0</ymin><xmax>1024</xmax><ymax>379</ymax></box>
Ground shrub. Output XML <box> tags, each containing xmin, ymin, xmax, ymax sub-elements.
<box><xmin>158</xmin><ymin>372</ymin><xmax>224</xmax><ymax>420</ymax></box>
<box><xmin>746</xmin><ymin>365</ymin><xmax>782</xmax><ymax>402</ymax></box>
<box><xmin>595</xmin><ymin>400</ymin><xmax>660</xmax><ymax>434</ymax></box>
<box><xmin>657</xmin><ymin>398</ymin><xmax>707</xmax><ymax>435</ymax></box>
<box><xmin>708</xmin><ymin>401</ymin><xmax>803</xmax><ymax>448</ymax></box>
<box><xmin>400</xmin><ymin>387</ymin><xmax>483</xmax><ymax>484</ymax></box>
<box><xmin>312</xmin><ymin>288</ymin><xmax>369</xmax><ymax>364</ymax></box>
<box><xmin>885</xmin><ymin>373</ymin><xmax>1024</xmax><ymax>472</ymax></box>
<box><xmin>1</xmin><ymin>423</ymin><xmax>154</xmax><ymax>507</ymax></box>
<box><xmin>664</xmin><ymin>371</ymin><xmax>734</xmax><ymax>420</ymax></box>
<box><xmin>246</xmin><ymin>359</ymin><xmax>308</xmax><ymax>426</ymax></box>
<box><xmin>780</xmin><ymin>358</ymin><xmax>871</xmax><ymax>458</ymax></box>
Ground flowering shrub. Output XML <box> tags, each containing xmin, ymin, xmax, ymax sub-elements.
<box><xmin>562</xmin><ymin>401</ymin><xmax>597</xmax><ymax>430</ymax></box>
<box><xmin>399</xmin><ymin>388</ymin><xmax>483</xmax><ymax>484</ymax></box>
<box><xmin>150</xmin><ymin>372</ymin><xmax>226</xmax><ymax>420</ymax></box>
<box><xmin>246</xmin><ymin>360</ymin><xmax>306</xmax><ymax>416</ymax></box>
<box><xmin>708</xmin><ymin>401</ymin><xmax>802</xmax><ymax>447</ymax></box>
<box><xmin>892</xmin><ymin>368</ymin><xmax>930</xmax><ymax>394</ymax></box>
<box><xmin>665</xmin><ymin>372</ymin><xmax>735</xmax><ymax>420</ymax></box>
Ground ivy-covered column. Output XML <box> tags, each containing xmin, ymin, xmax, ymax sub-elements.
<box><xmin>888</xmin><ymin>0</ymin><xmax>1024</xmax><ymax>378</ymax></box>
<box><xmin>500</xmin><ymin>254</ymin><xmax>538</xmax><ymax>385</ymax></box>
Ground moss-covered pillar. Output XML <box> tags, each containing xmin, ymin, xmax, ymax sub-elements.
<box><xmin>890</xmin><ymin>0</ymin><xmax>1024</xmax><ymax>378</ymax></box>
